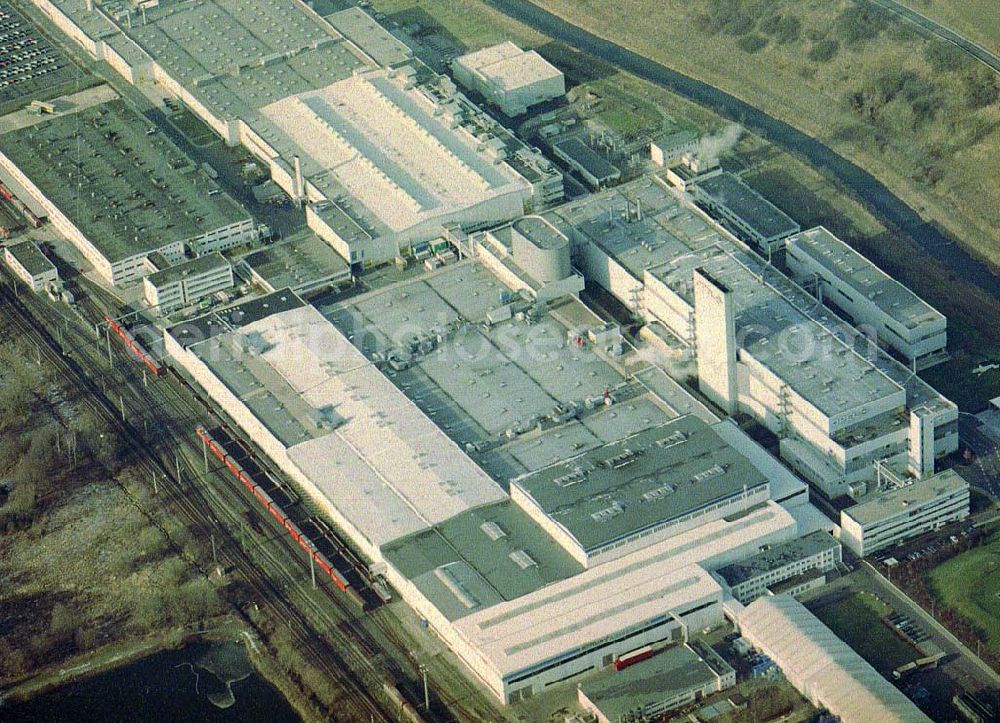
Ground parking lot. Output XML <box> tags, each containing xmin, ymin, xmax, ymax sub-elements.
<box><xmin>0</xmin><ymin>1</ymin><xmax>80</xmax><ymax>110</ymax></box>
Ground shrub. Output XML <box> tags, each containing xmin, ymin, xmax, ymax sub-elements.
<box><xmin>835</xmin><ymin>5</ymin><xmax>892</xmax><ymax>45</ymax></box>
<box><xmin>924</xmin><ymin>41</ymin><xmax>971</xmax><ymax>73</ymax></box>
<box><xmin>138</xmin><ymin>525</ymin><xmax>169</xmax><ymax>557</ymax></box>
<box><xmin>699</xmin><ymin>0</ymin><xmax>756</xmax><ymax>37</ymax></box>
<box><xmin>737</xmin><ymin>34</ymin><xmax>768</xmax><ymax>54</ymax></box>
<box><xmin>962</xmin><ymin>67</ymin><xmax>999</xmax><ymax>109</ymax></box>
<box><xmin>808</xmin><ymin>38</ymin><xmax>839</xmax><ymax>63</ymax></box>
<box><xmin>760</xmin><ymin>14</ymin><xmax>801</xmax><ymax>44</ymax></box>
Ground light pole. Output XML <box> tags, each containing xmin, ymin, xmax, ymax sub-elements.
<box><xmin>419</xmin><ymin>664</ymin><xmax>429</xmax><ymax>711</ymax></box>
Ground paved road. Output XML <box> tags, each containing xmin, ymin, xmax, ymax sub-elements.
<box><xmin>858</xmin><ymin>562</ymin><xmax>1000</xmax><ymax>688</ymax></box>
<box><xmin>862</xmin><ymin>0</ymin><xmax>1000</xmax><ymax>73</ymax></box>
<box><xmin>486</xmin><ymin>1</ymin><xmax>1000</xmax><ymax>300</ymax></box>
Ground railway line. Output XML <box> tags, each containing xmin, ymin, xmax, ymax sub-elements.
<box><xmin>0</xmin><ymin>272</ymin><xmax>402</xmax><ymax>723</ymax></box>
<box><xmin>79</xmin><ymin>282</ymin><xmax>501</xmax><ymax>722</ymax></box>
<box><xmin>31</xmin><ymin>272</ymin><xmax>508</xmax><ymax>721</ymax></box>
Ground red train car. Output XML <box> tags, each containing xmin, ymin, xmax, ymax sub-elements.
<box><xmin>614</xmin><ymin>645</ymin><xmax>654</xmax><ymax>672</ymax></box>
<box><xmin>104</xmin><ymin>315</ymin><xmax>163</xmax><ymax>376</ymax></box>
<box><xmin>194</xmin><ymin>425</ymin><xmax>352</xmax><ymax>594</ymax></box>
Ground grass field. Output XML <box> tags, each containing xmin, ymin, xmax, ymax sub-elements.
<box><xmin>533</xmin><ymin>0</ymin><xmax>1000</xmax><ymax>271</ymax></box>
<box><xmin>928</xmin><ymin>531</ymin><xmax>1000</xmax><ymax>657</ymax></box>
<box><xmin>811</xmin><ymin>592</ymin><xmax>917</xmax><ymax>675</ymax></box>
<box><xmin>371</xmin><ymin>0</ymin><xmax>545</xmax><ymax>51</ymax></box>
<box><xmin>899</xmin><ymin>0</ymin><xmax>1000</xmax><ymax>55</ymax></box>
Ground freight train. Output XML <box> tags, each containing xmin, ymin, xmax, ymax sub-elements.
<box><xmin>104</xmin><ymin>315</ymin><xmax>164</xmax><ymax>376</ymax></box>
<box><xmin>0</xmin><ymin>182</ymin><xmax>44</xmax><ymax>228</ymax></box>
<box><xmin>196</xmin><ymin>426</ymin><xmax>352</xmax><ymax>594</ymax></box>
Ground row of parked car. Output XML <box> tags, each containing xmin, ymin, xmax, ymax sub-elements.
<box><xmin>887</xmin><ymin>612</ymin><xmax>930</xmax><ymax>644</ymax></box>
<box><xmin>0</xmin><ymin>7</ymin><xmax>65</xmax><ymax>93</ymax></box>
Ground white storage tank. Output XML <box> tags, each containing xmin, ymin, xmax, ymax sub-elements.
<box><xmin>511</xmin><ymin>215</ymin><xmax>571</xmax><ymax>284</ymax></box>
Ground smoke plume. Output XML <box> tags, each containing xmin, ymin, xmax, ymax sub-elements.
<box><xmin>697</xmin><ymin>124</ymin><xmax>742</xmax><ymax>167</ymax></box>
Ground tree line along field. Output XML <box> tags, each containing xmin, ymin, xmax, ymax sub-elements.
<box><xmin>532</xmin><ymin>0</ymin><xmax>1000</xmax><ymax>270</ymax></box>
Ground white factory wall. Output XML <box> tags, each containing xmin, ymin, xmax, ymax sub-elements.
<box><xmin>4</xmin><ymin>247</ymin><xmax>57</xmax><ymax>292</ymax></box>
<box><xmin>493</xmin><ymin>601</ymin><xmax>719</xmax><ymax>704</ymax></box>
<box><xmin>785</xmin><ymin>243</ymin><xmax>947</xmax><ymax>365</ymax></box>
<box><xmin>840</xmin><ymin>486</ymin><xmax>969</xmax><ymax>557</ymax></box>
<box><xmin>641</xmin><ymin>271</ymin><xmax>695</xmax><ymax>344</ymax></box>
<box><xmin>34</xmin><ymin>0</ymin><xmax>99</xmax><ymax>57</ymax></box>
<box><xmin>165</xmin><ymin>333</ymin><xmax>385</xmax><ymax>562</ymax></box>
<box><xmin>188</xmin><ymin>218</ymin><xmax>256</xmax><ymax>255</ymax></box>
<box><xmin>577</xmin><ymin>241</ymin><xmax>641</xmax><ymax>312</ymax></box>
<box><xmin>724</xmin><ymin>545</ymin><xmax>841</xmax><ymax>604</ymax></box>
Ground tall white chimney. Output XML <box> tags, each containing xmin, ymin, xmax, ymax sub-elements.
<box><xmin>293</xmin><ymin>155</ymin><xmax>304</xmax><ymax>206</ymax></box>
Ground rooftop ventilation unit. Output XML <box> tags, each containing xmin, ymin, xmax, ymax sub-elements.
<box><xmin>642</xmin><ymin>484</ymin><xmax>675</xmax><ymax>502</ymax></box>
<box><xmin>554</xmin><ymin>468</ymin><xmax>586</xmax><ymax>487</ymax></box>
<box><xmin>480</xmin><ymin>521</ymin><xmax>506</xmax><ymax>541</ymax></box>
<box><xmin>604</xmin><ymin>449</ymin><xmax>638</xmax><ymax>469</ymax></box>
<box><xmin>590</xmin><ymin>502</ymin><xmax>624</xmax><ymax>522</ymax></box>
<box><xmin>692</xmin><ymin>464</ymin><xmax>726</xmax><ymax>483</ymax></box>
<box><xmin>509</xmin><ymin>549</ymin><xmax>537</xmax><ymax>569</ymax></box>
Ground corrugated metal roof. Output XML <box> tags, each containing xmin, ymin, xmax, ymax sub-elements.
<box><xmin>738</xmin><ymin>595</ymin><xmax>931</xmax><ymax>723</ymax></box>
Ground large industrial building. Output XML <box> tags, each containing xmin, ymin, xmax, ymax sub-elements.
<box><xmin>840</xmin><ymin>468</ymin><xmax>969</xmax><ymax>557</ymax></box>
<box><xmin>33</xmin><ymin>0</ymin><xmax>562</xmax><ymax>269</ymax></box>
<box><xmin>261</xmin><ymin>67</ymin><xmax>541</xmax><ymax>265</ymax></box>
<box><xmin>0</xmin><ymin>98</ymin><xmax>253</xmax><ymax>285</ymax></box>
<box><xmin>785</xmin><ymin>227</ymin><xmax>947</xmax><ymax>369</ymax></box>
<box><xmin>163</xmin><ymin>246</ymin><xmax>832</xmax><ymax>702</ymax></box>
<box><xmin>452</xmin><ymin>42</ymin><xmax>565</xmax><ymax>116</ymax></box>
<box><xmin>737</xmin><ymin>595</ymin><xmax>931</xmax><ymax>723</ymax></box>
<box><xmin>27</xmin><ymin>3</ymin><xmax>961</xmax><ymax>716</ymax></box>
<box><xmin>533</xmin><ymin>175</ymin><xmax>957</xmax><ymax>497</ymax></box>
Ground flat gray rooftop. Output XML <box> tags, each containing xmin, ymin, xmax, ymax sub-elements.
<box><xmin>97</xmin><ymin>0</ymin><xmax>370</xmax><ymax>119</ymax></box>
<box><xmin>323</xmin><ymin>262</ymin><xmax>681</xmax><ymax>485</ymax></box>
<box><xmin>146</xmin><ymin>252</ymin><xmax>229</xmax><ymax>289</ymax></box>
<box><xmin>241</xmin><ymin>230</ymin><xmax>351</xmax><ymax>293</ymax></box>
<box><xmin>698</xmin><ymin>252</ymin><xmax>904</xmax><ymax>418</ymax></box>
<box><xmin>553</xmin><ymin>138</ymin><xmax>619</xmax><ymax>182</ymax></box>
<box><xmin>325</xmin><ymin>7</ymin><xmax>412</xmax><ymax>67</ymax></box>
<box><xmin>380</xmin><ymin>500</ymin><xmax>585</xmax><ymax>621</ymax></box>
<box><xmin>715</xmin><ymin>530</ymin><xmax>839</xmax><ymax>586</ymax></box>
<box><xmin>546</xmin><ymin>176</ymin><xmax>729</xmax><ymax>279</ymax></box>
<box><xmin>2</xmin><ymin>99</ymin><xmax>249</xmax><ymax>263</ymax></box>
<box><xmin>696</xmin><ymin>172</ymin><xmax>799</xmax><ymax>242</ymax></box>
<box><xmin>512</xmin><ymin>414</ymin><xmax>768</xmax><ymax>553</ymax></box>
<box><xmin>512</xmin><ymin>215</ymin><xmax>567</xmax><ymax>250</ymax></box>
<box><xmin>787</xmin><ymin>227</ymin><xmax>944</xmax><ymax>331</ymax></box>
<box><xmin>579</xmin><ymin>642</ymin><xmax>731</xmax><ymax>719</ymax></box>
<box><xmin>167</xmin><ymin>288</ymin><xmax>305</xmax><ymax>348</ymax></box>
<box><xmin>5</xmin><ymin>240</ymin><xmax>55</xmax><ymax>276</ymax></box>
<box><xmin>845</xmin><ymin>469</ymin><xmax>968</xmax><ymax>526</ymax></box>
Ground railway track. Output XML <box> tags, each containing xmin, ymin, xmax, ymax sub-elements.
<box><xmin>0</xmin><ymin>273</ymin><xmax>397</xmax><ymax>723</ymax></box>
<box><xmin>74</xmin><ymin>285</ymin><xmax>495</xmax><ymax>722</ymax></box>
